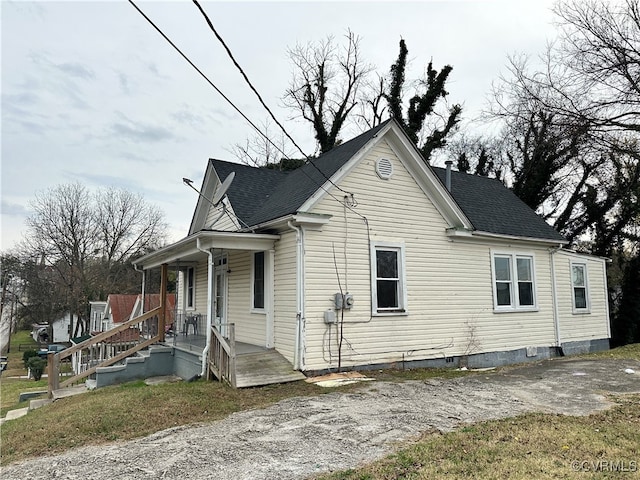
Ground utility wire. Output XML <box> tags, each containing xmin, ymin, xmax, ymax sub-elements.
<box><xmin>192</xmin><ymin>0</ymin><xmax>307</xmax><ymax>160</ymax></box>
<box><xmin>191</xmin><ymin>0</ymin><xmax>353</xmax><ymax>196</ymax></box>
<box><xmin>128</xmin><ymin>0</ymin><xmax>288</xmax><ymax>163</ymax></box>
<box><xmin>129</xmin><ymin>0</ymin><xmax>366</xmax><ymax>222</ymax></box>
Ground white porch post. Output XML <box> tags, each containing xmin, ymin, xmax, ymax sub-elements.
<box><xmin>197</xmin><ymin>239</ymin><xmax>215</xmax><ymax>378</ymax></box>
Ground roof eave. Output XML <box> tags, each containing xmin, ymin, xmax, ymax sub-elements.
<box><xmin>133</xmin><ymin>230</ymin><xmax>280</xmax><ymax>270</ymax></box>
<box><xmin>447</xmin><ymin>228</ymin><xmax>568</xmax><ymax>246</ymax></box>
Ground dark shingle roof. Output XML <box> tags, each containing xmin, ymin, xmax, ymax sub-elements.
<box><xmin>210</xmin><ymin>119</ymin><xmax>564</xmax><ymax>243</ymax></box>
<box><xmin>433</xmin><ymin>168</ymin><xmax>566</xmax><ymax>242</ymax></box>
<box><xmin>212</xmin><ymin>119</ymin><xmax>391</xmax><ymax>227</ymax></box>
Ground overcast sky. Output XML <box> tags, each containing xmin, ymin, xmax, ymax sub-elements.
<box><xmin>1</xmin><ymin>0</ymin><xmax>557</xmax><ymax>251</ymax></box>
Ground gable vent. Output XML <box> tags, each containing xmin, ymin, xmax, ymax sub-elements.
<box><xmin>376</xmin><ymin>158</ymin><xmax>393</xmax><ymax>180</ymax></box>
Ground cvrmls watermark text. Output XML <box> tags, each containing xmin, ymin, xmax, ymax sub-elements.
<box><xmin>571</xmin><ymin>460</ymin><xmax>637</xmax><ymax>472</ymax></box>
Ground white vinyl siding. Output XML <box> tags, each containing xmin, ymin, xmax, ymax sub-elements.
<box><xmin>203</xmin><ymin>199</ymin><xmax>240</xmax><ymax>231</ymax></box>
<box><xmin>226</xmin><ymin>250</ymin><xmax>266</xmax><ymax>346</ymax></box>
<box><xmin>301</xmin><ymin>139</ymin><xmax>558</xmax><ymax>371</ymax></box>
<box><xmin>273</xmin><ymin>231</ymin><xmax>298</xmax><ymax>363</ymax></box>
<box><xmin>554</xmin><ymin>251</ymin><xmax>609</xmax><ymax>342</ymax></box>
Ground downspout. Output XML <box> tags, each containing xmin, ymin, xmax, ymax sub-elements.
<box><xmin>196</xmin><ymin>238</ymin><xmax>215</xmax><ymax>377</ymax></box>
<box><xmin>549</xmin><ymin>246</ymin><xmax>562</xmax><ymax>351</ymax></box>
<box><xmin>288</xmin><ymin>220</ymin><xmax>305</xmax><ymax>370</ymax></box>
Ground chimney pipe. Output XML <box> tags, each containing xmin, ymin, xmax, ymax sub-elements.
<box><xmin>445</xmin><ymin>160</ymin><xmax>453</xmax><ymax>192</ymax></box>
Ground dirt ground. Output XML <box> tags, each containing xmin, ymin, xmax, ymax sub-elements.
<box><xmin>2</xmin><ymin>357</ymin><xmax>639</xmax><ymax>480</ymax></box>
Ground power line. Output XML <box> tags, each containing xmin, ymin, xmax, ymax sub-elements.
<box><xmin>191</xmin><ymin>0</ymin><xmax>353</xmax><ymax>196</ymax></box>
<box><xmin>129</xmin><ymin>0</ymin><xmax>364</xmax><ymax>220</ymax></box>
<box><xmin>192</xmin><ymin>0</ymin><xmax>307</xmax><ymax>160</ymax></box>
<box><xmin>128</xmin><ymin>0</ymin><xmax>289</xmax><ymax>164</ymax></box>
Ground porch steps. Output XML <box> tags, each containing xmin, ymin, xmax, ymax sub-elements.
<box><xmin>234</xmin><ymin>350</ymin><xmax>305</xmax><ymax>388</ymax></box>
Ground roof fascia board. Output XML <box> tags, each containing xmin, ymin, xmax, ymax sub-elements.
<box><xmin>297</xmin><ymin>122</ymin><xmax>394</xmax><ymax>213</ymax></box>
<box><xmin>133</xmin><ymin>235</ymin><xmax>200</xmax><ymax>270</ymax></box>
<box><xmin>291</xmin><ymin>212</ymin><xmax>332</xmax><ymax>231</ymax></box>
<box><xmin>196</xmin><ymin>231</ymin><xmax>280</xmax><ymax>251</ymax></box>
<box><xmin>133</xmin><ymin>231</ymin><xmax>281</xmax><ymax>269</ymax></box>
<box><xmin>244</xmin><ymin>212</ymin><xmax>332</xmax><ymax>233</ymax></box>
<box><xmin>555</xmin><ymin>248</ymin><xmax>610</xmax><ymax>262</ymax></box>
<box><xmin>447</xmin><ymin>228</ymin><xmax>568</xmax><ymax>247</ymax></box>
<box><xmin>384</xmin><ymin>125</ymin><xmax>473</xmax><ymax>230</ymax></box>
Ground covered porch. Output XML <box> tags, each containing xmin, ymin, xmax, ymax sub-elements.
<box><xmin>134</xmin><ymin>230</ymin><xmax>304</xmax><ymax>387</ymax></box>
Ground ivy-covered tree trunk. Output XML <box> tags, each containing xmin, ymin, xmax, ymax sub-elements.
<box><xmin>385</xmin><ymin>39</ymin><xmax>462</xmax><ymax>163</ymax></box>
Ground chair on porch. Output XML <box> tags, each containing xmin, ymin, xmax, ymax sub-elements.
<box><xmin>183</xmin><ymin>313</ymin><xmax>201</xmax><ymax>336</ymax></box>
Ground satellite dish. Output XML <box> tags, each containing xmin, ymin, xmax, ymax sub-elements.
<box><xmin>212</xmin><ymin>172</ymin><xmax>235</xmax><ymax>206</ymax></box>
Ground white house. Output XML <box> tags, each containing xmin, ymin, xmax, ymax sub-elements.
<box><xmin>133</xmin><ymin>119</ymin><xmax>610</xmax><ymax>384</ymax></box>
<box><xmin>32</xmin><ymin>313</ymin><xmax>77</xmax><ymax>344</ymax></box>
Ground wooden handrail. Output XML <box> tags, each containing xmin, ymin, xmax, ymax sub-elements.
<box><xmin>59</xmin><ymin>335</ymin><xmax>160</xmax><ymax>389</ymax></box>
<box><xmin>58</xmin><ymin>306</ymin><xmax>162</xmax><ymax>360</ymax></box>
<box><xmin>48</xmin><ymin>306</ymin><xmax>162</xmax><ymax>397</ymax></box>
<box><xmin>209</xmin><ymin>324</ymin><xmax>236</xmax><ymax>387</ymax></box>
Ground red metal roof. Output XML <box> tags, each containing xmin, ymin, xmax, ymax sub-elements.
<box><xmin>107</xmin><ymin>295</ymin><xmax>138</xmax><ymax>324</ymax></box>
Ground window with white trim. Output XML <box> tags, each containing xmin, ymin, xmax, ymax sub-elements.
<box><xmin>186</xmin><ymin>266</ymin><xmax>195</xmax><ymax>309</ymax></box>
<box><xmin>371</xmin><ymin>243</ymin><xmax>407</xmax><ymax>314</ymax></box>
<box><xmin>491</xmin><ymin>253</ymin><xmax>537</xmax><ymax>310</ymax></box>
<box><xmin>571</xmin><ymin>262</ymin><xmax>589</xmax><ymax>312</ymax></box>
<box><xmin>252</xmin><ymin>251</ymin><xmax>265</xmax><ymax>310</ymax></box>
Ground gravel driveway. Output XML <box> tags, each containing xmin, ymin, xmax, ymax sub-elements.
<box><xmin>3</xmin><ymin>357</ymin><xmax>639</xmax><ymax>480</ymax></box>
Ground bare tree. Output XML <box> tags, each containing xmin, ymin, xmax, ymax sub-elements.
<box><xmin>486</xmin><ymin>1</ymin><xmax>640</xmax><ymax>255</ymax></box>
<box><xmin>21</xmin><ymin>183</ymin><xmax>166</xmax><ymax>335</ymax></box>
<box><xmin>283</xmin><ymin>30</ymin><xmax>372</xmax><ymax>154</ymax></box>
<box><xmin>228</xmin><ymin>119</ymin><xmax>296</xmax><ymax>168</ymax></box>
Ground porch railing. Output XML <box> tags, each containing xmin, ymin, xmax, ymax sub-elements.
<box><xmin>209</xmin><ymin>323</ymin><xmax>236</xmax><ymax>387</ymax></box>
<box><xmin>48</xmin><ymin>306</ymin><xmax>163</xmax><ymax>397</ymax></box>
<box><xmin>48</xmin><ymin>264</ymin><xmax>169</xmax><ymax>398</ymax></box>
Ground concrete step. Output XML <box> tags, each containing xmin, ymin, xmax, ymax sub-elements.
<box><xmin>29</xmin><ymin>398</ymin><xmax>53</xmax><ymax>410</ymax></box>
<box><xmin>4</xmin><ymin>407</ymin><xmax>29</xmax><ymax>421</ymax></box>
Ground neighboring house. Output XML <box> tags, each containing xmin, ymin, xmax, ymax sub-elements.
<box><xmin>71</xmin><ymin>294</ymin><xmax>176</xmax><ymax>375</ymax></box>
<box><xmin>101</xmin><ymin>295</ymin><xmax>139</xmax><ymax>332</ymax></box>
<box><xmin>32</xmin><ymin>313</ymin><xmax>76</xmax><ymax>344</ymax></box>
<box><xmin>134</xmin><ymin>119</ymin><xmax>610</xmax><ymax>381</ymax></box>
<box><xmin>89</xmin><ymin>301</ymin><xmax>107</xmax><ymax>333</ymax></box>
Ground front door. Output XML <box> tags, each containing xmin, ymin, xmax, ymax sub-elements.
<box><xmin>214</xmin><ymin>256</ymin><xmax>228</xmax><ymax>337</ymax></box>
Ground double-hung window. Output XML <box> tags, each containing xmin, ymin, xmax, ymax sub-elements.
<box><xmin>571</xmin><ymin>262</ymin><xmax>589</xmax><ymax>312</ymax></box>
<box><xmin>371</xmin><ymin>242</ymin><xmax>407</xmax><ymax>314</ymax></box>
<box><xmin>491</xmin><ymin>253</ymin><xmax>536</xmax><ymax>311</ymax></box>
<box><xmin>186</xmin><ymin>266</ymin><xmax>195</xmax><ymax>309</ymax></box>
<box><xmin>252</xmin><ymin>251</ymin><xmax>265</xmax><ymax>311</ymax></box>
